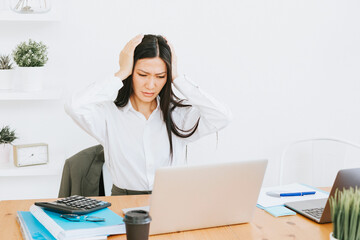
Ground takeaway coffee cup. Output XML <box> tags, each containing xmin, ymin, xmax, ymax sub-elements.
<box><xmin>123</xmin><ymin>210</ymin><xmax>152</xmax><ymax>240</ymax></box>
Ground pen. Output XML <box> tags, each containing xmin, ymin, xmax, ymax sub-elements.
<box><xmin>266</xmin><ymin>191</ymin><xmax>316</xmax><ymax>198</ymax></box>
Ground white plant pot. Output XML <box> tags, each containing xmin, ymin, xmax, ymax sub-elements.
<box><xmin>0</xmin><ymin>144</ymin><xmax>12</xmax><ymax>164</ymax></box>
<box><xmin>0</xmin><ymin>69</ymin><xmax>15</xmax><ymax>90</ymax></box>
<box><xmin>330</xmin><ymin>232</ymin><xmax>338</xmax><ymax>240</ymax></box>
<box><xmin>17</xmin><ymin>66</ymin><xmax>45</xmax><ymax>91</ymax></box>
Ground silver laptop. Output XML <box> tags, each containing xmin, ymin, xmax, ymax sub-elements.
<box><xmin>285</xmin><ymin>168</ymin><xmax>360</xmax><ymax>223</ymax></box>
<box><xmin>123</xmin><ymin>159</ymin><xmax>268</xmax><ymax>235</ymax></box>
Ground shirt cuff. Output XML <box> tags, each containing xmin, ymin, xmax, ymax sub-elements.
<box><xmin>173</xmin><ymin>74</ymin><xmax>199</xmax><ymax>92</ymax></box>
<box><xmin>101</xmin><ymin>76</ymin><xmax>124</xmax><ymax>94</ymax></box>
<box><xmin>94</xmin><ymin>76</ymin><xmax>124</xmax><ymax>101</ymax></box>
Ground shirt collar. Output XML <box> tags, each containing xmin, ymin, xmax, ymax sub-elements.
<box><xmin>122</xmin><ymin>96</ymin><xmax>161</xmax><ymax>113</ymax></box>
<box><xmin>122</xmin><ymin>100</ymin><xmax>132</xmax><ymax>113</ymax></box>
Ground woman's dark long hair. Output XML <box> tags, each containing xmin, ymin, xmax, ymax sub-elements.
<box><xmin>114</xmin><ymin>34</ymin><xmax>200</xmax><ymax>160</ymax></box>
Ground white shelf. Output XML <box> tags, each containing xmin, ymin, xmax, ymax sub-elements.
<box><xmin>0</xmin><ymin>88</ymin><xmax>62</xmax><ymax>100</ymax></box>
<box><xmin>0</xmin><ymin>157</ymin><xmax>64</xmax><ymax>177</ymax></box>
<box><xmin>0</xmin><ymin>9</ymin><xmax>61</xmax><ymax>22</ymax></box>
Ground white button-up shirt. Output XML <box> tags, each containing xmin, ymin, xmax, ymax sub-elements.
<box><xmin>65</xmin><ymin>75</ymin><xmax>232</xmax><ymax>191</ymax></box>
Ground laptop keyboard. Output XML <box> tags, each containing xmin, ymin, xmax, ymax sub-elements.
<box><xmin>303</xmin><ymin>207</ymin><xmax>324</xmax><ymax>219</ymax></box>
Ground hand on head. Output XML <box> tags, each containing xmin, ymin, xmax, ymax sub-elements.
<box><xmin>115</xmin><ymin>34</ymin><xmax>144</xmax><ymax>80</ymax></box>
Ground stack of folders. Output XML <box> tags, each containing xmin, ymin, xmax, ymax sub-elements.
<box><xmin>16</xmin><ymin>205</ymin><xmax>126</xmax><ymax>240</ymax></box>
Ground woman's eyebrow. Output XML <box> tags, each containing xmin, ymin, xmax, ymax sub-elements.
<box><xmin>155</xmin><ymin>72</ymin><xmax>167</xmax><ymax>75</ymax></box>
<box><xmin>138</xmin><ymin>69</ymin><xmax>166</xmax><ymax>75</ymax></box>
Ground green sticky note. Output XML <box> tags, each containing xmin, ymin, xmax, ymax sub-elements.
<box><xmin>264</xmin><ymin>205</ymin><xmax>296</xmax><ymax>217</ymax></box>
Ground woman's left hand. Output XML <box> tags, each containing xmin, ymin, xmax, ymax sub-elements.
<box><xmin>164</xmin><ymin>37</ymin><xmax>178</xmax><ymax>82</ymax></box>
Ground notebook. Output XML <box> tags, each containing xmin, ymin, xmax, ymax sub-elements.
<box><xmin>17</xmin><ymin>211</ymin><xmax>107</xmax><ymax>240</ymax></box>
<box><xmin>17</xmin><ymin>211</ymin><xmax>56</xmax><ymax>240</ymax></box>
<box><xmin>30</xmin><ymin>205</ymin><xmax>125</xmax><ymax>240</ymax></box>
<box><xmin>285</xmin><ymin>168</ymin><xmax>360</xmax><ymax>223</ymax></box>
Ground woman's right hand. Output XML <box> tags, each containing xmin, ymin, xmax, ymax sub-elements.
<box><xmin>114</xmin><ymin>34</ymin><xmax>144</xmax><ymax>80</ymax></box>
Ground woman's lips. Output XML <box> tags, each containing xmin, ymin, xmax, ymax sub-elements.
<box><xmin>142</xmin><ymin>92</ymin><xmax>155</xmax><ymax>97</ymax></box>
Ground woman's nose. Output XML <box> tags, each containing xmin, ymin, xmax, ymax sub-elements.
<box><xmin>146</xmin><ymin>77</ymin><xmax>155</xmax><ymax>89</ymax></box>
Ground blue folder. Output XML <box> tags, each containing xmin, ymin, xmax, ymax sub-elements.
<box><xmin>42</xmin><ymin>208</ymin><xmax>124</xmax><ymax>231</ymax></box>
<box><xmin>17</xmin><ymin>211</ymin><xmax>56</xmax><ymax>240</ymax></box>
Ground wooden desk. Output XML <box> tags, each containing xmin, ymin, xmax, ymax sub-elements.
<box><xmin>0</xmin><ymin>194</ymin><xmax>333</xmax><ymax>240</ymax></box>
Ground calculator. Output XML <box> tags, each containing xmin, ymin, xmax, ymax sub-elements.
<box><xmin>35</xmin><ymin>195</ymin><xmax>111</xmax><ymax>214</ymax></box>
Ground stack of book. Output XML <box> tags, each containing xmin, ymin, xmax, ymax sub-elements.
<box><xmin>17</xmin><ymin>205</ymin><xmax>126</xmax><ymax>240</ymax></box>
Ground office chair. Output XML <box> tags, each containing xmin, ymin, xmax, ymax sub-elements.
<box><xmin>279</xmin><ymin>138</ymin><xmax>360</xmax><ymax>187</ymax></box>
<box><xmin>58</xmin><ymin>145</ymin><xmax>112</xmax><ymax>197</ymax></box>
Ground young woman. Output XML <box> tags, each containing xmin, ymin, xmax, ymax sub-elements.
<box><xmin>65</xmin><ymin>34</ymin><xmax>232</xmax><ymax>195</ymax></box>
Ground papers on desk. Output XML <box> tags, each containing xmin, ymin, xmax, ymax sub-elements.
<box><xmin>257</xmin><ymin>183</ymin><xmax>329</xmax><ymax>217</ymax></box>
<box><xmin>258</xmin><ymin>183</ymin><xmax>329</xmax><ymax>208</ymax></box>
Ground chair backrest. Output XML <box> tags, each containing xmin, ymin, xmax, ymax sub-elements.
<box><xmin>279</xmin><ymin>138</ymin><xmax>360</xmax><ymax>187</ymax></box>
<box><xmin>58</xmin><ymin>145</ymin><xmax>107</xmax><ymax>197</ymax></box>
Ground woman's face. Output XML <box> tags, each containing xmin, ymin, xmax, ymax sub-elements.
<box><xmin>132</xmin><ymin>57</ymin><xmax>167</xmax><ymax>104</ymax></box>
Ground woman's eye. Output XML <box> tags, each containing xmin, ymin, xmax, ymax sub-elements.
<box><xmin>138</xmin><ymin>74</ymin><xmax>147</xmax><ymax>77</ymax></box>
<box><xmin>158</xmin><ymin>76</ymin><xmax>166</xmax><ymax>79</ymax></box>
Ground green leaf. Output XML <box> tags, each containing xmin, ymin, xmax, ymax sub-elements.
<box><xmin>12</xmin><ymin>39</ymin><xmax>48</xmax><ymax>67</ymax></box>
<box><xmin>331</xmin><ymin>187</ymin><xmax>360</xmax><ymax>240</ymax></box>
<box><xmin>0</xmin><ymin>125</ymin><xmax>18</xmax><ymax>144</ymax></box>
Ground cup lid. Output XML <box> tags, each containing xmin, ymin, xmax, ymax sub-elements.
<box><xmin>124</xmin><ymin>210</ymin><xmax>152</xmax><ymax>224</ymax></box>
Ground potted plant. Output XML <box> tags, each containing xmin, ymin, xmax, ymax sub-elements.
<box><xmin>12</xmin><ymin>39</ymin><xmax>48</xmax><ymax>91</ymax></box>
<box><xmin>0</xmin><ymin>54</ymin><xmax>15</xmax><ymax>90</ymax></box>
<box><xmin>0</xmin><ymin>125</ymin><xmax>18</xmax><ymax>164</ymax></box>
<box><xmin>329</xmin><ymin>187</ymin><xmax>360</xmax><ymax>240</ymax></box>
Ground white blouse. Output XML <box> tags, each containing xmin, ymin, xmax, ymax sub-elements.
<box><xmin>65</xmin><ymin>75</ymin><xmax>232</xmax><ymax>191</ymax></box>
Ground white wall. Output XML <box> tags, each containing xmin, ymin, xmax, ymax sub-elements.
<box><xmin>1</xmin><ymin>0</ymin><xmax>360</xmax><ymax>199</ymax></box>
